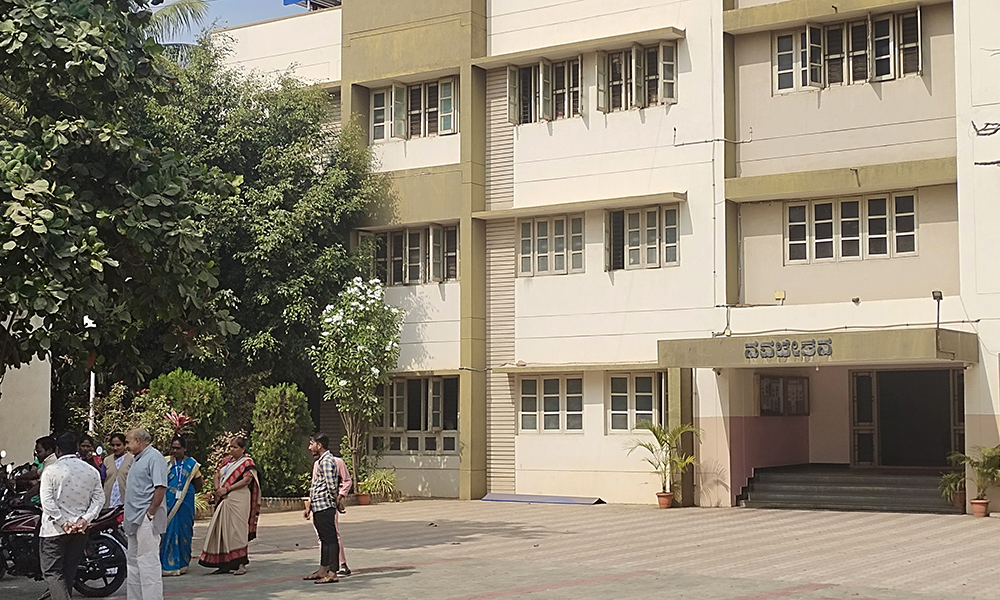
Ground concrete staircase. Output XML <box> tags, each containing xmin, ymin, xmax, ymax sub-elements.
<box><xmin>739</xmin><ymin>465</ymin><xmax>963</xmax><ymax>515</ymax></box>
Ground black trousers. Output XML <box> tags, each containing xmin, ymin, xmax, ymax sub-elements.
<box><xmin>39</xmin><ymin>533</ymin><xmax>88</xmax><ymax>600</ymax></box>
<box><xmin>313</xmin><ymin>508</ymin><xmax>340</xmax><ymax>569</ymax></box>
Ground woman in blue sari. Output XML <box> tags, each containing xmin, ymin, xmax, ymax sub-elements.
<box><xmin>161</xmin><ymin>435</ymin><xmax>203</xmax><ymax>576</ymax></box>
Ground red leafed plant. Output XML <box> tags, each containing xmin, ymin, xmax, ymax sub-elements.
<box><xmin>165</xmin><ymin>409</ymin><xmax>198</xmax><ymax>438</ymax></box>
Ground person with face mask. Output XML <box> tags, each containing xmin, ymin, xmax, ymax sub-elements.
<box><xmin>103</xmin><ymin>433</ymin><xmax>133</xmax><ymax>509</ymax></box>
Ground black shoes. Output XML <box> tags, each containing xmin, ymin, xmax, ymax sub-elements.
<box><xmin>336</xmin><ymin>564</ymin><xmax>351</xmax><ymax>576</ymax></box>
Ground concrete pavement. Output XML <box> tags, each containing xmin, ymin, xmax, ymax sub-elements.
<box><xmin>2</xmin><ymin>500</ymin><xmax>999</xmax><ymax>599</ymax></box>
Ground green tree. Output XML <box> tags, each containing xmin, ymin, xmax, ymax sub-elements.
<box><xmin>135</xmin><ymin>39</ymin><xmax>388</xmax><ymax>425</ymax></box>
<box><xmin>251</xmin><ymin>384</ymin><xmax>314</xmax><ymax>497</ymax></box>
<box><xmin>149</xmin><ymin>367</ymin><xmax>224</xmax><ymax>461</ymax></box>
<box><xmin>0</xmin><ymin>0</ymin><xmax>240</xmax><ymax>391</ymax></box>
<box><xmin>310</xmin><ymin>277</ymin><xmax>402</xmax><ymax>488</ymax></box>
<box><xmin>147</xmin><ymin>0</ymin><xmax>209</xmax><ymax>41</ymax></box>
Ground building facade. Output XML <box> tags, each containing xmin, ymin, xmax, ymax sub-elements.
<box><xmin>219</xmin><ymin>0</ymin><xmax>1000</xmax><ymax>506</ymax></box>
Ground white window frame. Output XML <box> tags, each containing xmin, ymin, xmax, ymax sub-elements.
<box><xmin>518</xmin><ymin>375</ymin><xmax>585</xmax><ymax>433</ymax></box>
<box><xmin>372</xmin><ymin>79</ymin><xmax>457</xmax><ymax>142</ymax></box>
<box><xmin>518</xmin><ymin>215</ymin><xmax>585</xmax><ymax>277</ymax></box>
<box><xmin>607</xmin><ymin>373</ymin><xmax>659</xmax><ymax>433</ymax></box>
<box><xmin>368</xmin><ymin>225</ymin><xmax>459</xmax><ymax>285</ymax></box>
<box><xmin>606</xmin><ymin>205</ymin><xmax>680</xmax><ymax>271</ymax></box>
<box><xmin>373</xmin><ymin>377</ymin><xmax>460</xmax><ymax>454</ymax></box>
<box><xmin>783</xmin><ymin>192</ymin><xmax>918</xmax><ymax>265</ymax></box>
<box><xmin>597</xmin><ymin>43</ymin><xmax>677</xmax><ymax>112</ymax></box>
<box><xmin>774</xmin><ymin>9</ymin><xmax>920</xmax><ymax>94</ymax></box>
<box><xmin>510</xmin><ymin>59</ymin><xmax>582</xmax><ymax>125</ymax></box>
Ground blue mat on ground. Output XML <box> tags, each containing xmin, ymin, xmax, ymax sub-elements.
<box><xmin>481</xmin><ymin>493</ymin><xmax>604</xmax><ymax>505</ymax></box>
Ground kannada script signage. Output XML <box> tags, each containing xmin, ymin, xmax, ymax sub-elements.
<box><xmin>744</xmin><ymin>338</ymin><xmax>833</xmax><ymax>361</ymax></box>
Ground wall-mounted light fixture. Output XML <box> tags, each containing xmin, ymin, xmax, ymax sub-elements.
<box><xmin>932</xmin><ymin>290</ymin><xmax>943</xmax><ymax>330</ymax></box>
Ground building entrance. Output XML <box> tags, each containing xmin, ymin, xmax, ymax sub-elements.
<box><xmin>850</xmin><ymin>369</ymin><xmax>964</xmax><ymax>467</ymax></box>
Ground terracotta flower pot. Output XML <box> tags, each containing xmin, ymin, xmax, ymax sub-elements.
<box><xmin>656</xmin><ymin>492</ymin><xmax>674</xmax><ymax>509</ymax></box>
<box><xmin>357</xmin><ymin>493</ymin><xmax>371</xmax><ymax>506</ymax></box>
<box><xmin>971</xmin><ymin>499</ymin><xmax>989</xmax><ymax>517</ymax></box>
<box><xmin>953</xmin><ymin>490</ymin><xmax>967</xmax><ymax>510</ymax></box>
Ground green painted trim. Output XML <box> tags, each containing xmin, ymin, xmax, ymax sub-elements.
<box><xmin>724</xmin><ymin>0</ymin><xmax>949</xmax><ymax>34</ymax></box>
<box><xmin>658</xmin><ymin>328</ymin><xmax>979</xmax><ymax>369</ymax></box>
<box><xmin>473</xmin><ymin>26</ymin><xmax>685</xmax><ymax>68</ymax></box>
<box><xmin>725</xmin><ymin>157</ymin><xmax>956</xmax><ymax>203</ymax></box>
<box><xmin>472</xmin><ymin>191</ymin><xmax>687</xmax><ymax>221</ymax></box>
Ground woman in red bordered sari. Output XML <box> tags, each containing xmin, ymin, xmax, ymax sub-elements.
<box><xmin>198</xmin><ymin>436</ymin><xmax>261</xmax><ymax>575</ymax></box>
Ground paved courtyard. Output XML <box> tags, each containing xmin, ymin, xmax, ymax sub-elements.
<box><xmin>3</xmin><ymin>500</ymin><xmax>1000</xmax><ymax>599</ymax></box>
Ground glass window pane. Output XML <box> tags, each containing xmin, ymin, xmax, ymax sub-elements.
<box><xmin>636</xmin><ymin>395</ymin><xmax>653</xmax><ymax>412</ymax></box>
<box><xmin>567</xmin><ymin>397</ymin><xmax>583</xmax><ymax>412</ymax></box>
<box><xmin>611</xmin><ymin>414</ymin><xmax>629</xmax><ymax>430</ymax></box>
<box><xmin>521</xmin><ymin>415</ymin><xmax>537</xmax><ymax>430</ymax></box>
<box><xmin>543</xmin><ymin>415</ymin><xmax>560</xmax><ymax>430</ymax></box>
<box><xmin>611</xmin><ymin>377</ymin><xmax>628</xmax><ymax>394</ymax></box>
<box><xmin>896</xmin><ymin>235</ymin><xmax>915</xmax><ymax>253</ymax></box>
<box><xmin>407</xmin><ymin>437</ymin><xmax>419</xmax><ymax>451</ymax></box>
<box><xmin>521</xmin><ymin>379</ymin><xmax>536</xmax><ymax>395</ymax></box>
<box><xmin>389</xmin><ymin>437</ymin><xmax>401</xmax><ymax>451</ymax></box>
<box><xmin>521</xmin><ymin>397</ymin><xmax>536</xmax><ymax>412</ymax></box>
<box><xmin>543</xmin><ymin>379</ymin><xmax>560</xmax><ymax>395</ymax></box>
<box><xmin>635</xmin><ymin>377</ymin><xmax>653</xmax><ymax>393</ymax></box>
<box><xmin>425</xmin><ymin>437</ymin><xmax>437</xmax><ymax>451</ymax></box>
<box><xmin>636</xmin><ymin>412</ymin><xmax>654</xmax><ymax>425</ymax></box>
<box><xmin>544</xmin><ymin>397</ymin><xmax>560</xmax><ymax>412</ymax></box>
<box><xmin>443</xmin><ymin>437</ymin><xmax>456</xmax><ymax>451</ymax></box>
<box><xmin>566</xmin><ymin>414</ymin><xmax>583</xmax><ymax>430</ymax></box>
<box><xmin>611</xmin><ymin>396</ymin><xmax>628</xmax><ymax>412</ymax></box>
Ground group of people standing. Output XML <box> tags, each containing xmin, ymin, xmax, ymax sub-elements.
<box><xmin>31</xmin><ymin>427</ymin><xmax>354</xmax><ymax>598</ymax></box>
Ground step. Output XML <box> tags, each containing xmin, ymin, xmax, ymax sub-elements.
<box><xmin>745</xmin><ymin>491</ymin><xmax>954</xmax><ymax>509</ymax></box>
<box><xmin>741</xmin><ymin>500</ymin><xmax>963</xmax><ymax>515</ymax></box>
<box><xmin>747</xmin><ymin>483</ymin><xmax>944</xmax><ymax>498</ymax></box>
<box><xmin>754</xmin><ymin>473</ymin><xmax>944</xmax><ymax>487</ymax></box>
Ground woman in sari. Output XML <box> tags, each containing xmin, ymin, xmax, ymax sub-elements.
<box><xmin>198</xmin><ymin>436</ymin><xmax>261</xmax><ymax>576</ymax></box>
<box><xmin>161</xmin><ymin>435</ymin><xmax>203</xmax><ymax>576</ymax></box>
<box><xmin>102</xmin><ymin>432</ymin><xmax>132</xmax><ymax>509</ymax></box>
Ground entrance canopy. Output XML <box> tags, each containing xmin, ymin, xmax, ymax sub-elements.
<box><xmin>657</xmin><ymin>328</ymin><xmax>978</xmax><ymax>369</ymax></box>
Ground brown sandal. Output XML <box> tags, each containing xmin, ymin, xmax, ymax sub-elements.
<box><xmin>314</xmin><ymin>575</ymin><xmax>339</xmax><ymax>584</ymax></box>
<box><xmin>303</xmin><ymin>572</ymin><xmax>322</xmax><ymax>580</ymax></box>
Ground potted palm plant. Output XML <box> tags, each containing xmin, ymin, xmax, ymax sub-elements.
<box><xmin>938</xmin><ymin>471</ymin><xmax>966</xmax><ymax>510</ymax></box>
<box><xmin>628</xmin><ymin>421</ymin><xmax>702</xmax><ymax>508</ymax></box>
<box><xmin>358</xmin><ymin>467</ymin><xmax>398</xmax><ymax>504</ymax></box>
<box><xmin>948</xmin><ymin>444</ymin><xmax>1000</xmax><ymax>517</ymax></box>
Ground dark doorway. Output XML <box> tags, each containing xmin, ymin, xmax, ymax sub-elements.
<box><xmin>878</xmin><ymin>370</ymin><xmax>951</xmax><ymax>467</ymax></box>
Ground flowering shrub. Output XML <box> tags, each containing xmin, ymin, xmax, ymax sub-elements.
<box><xmin>310</xmin><ymin>277</ymin><xmax>402</xmax><ymax>488</ymax></box>
<box><xmin>85</xmin><ymin>383</ymin><xmax>173</xmax><ymax>452</ymax></box>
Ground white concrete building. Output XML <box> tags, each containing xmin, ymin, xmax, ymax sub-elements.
<box><xmin>221</xmin><ymin>0</ymin><xmax>1000</xmax><ymax>509</ymax></box>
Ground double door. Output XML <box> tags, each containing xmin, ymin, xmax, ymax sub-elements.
<box><xmin>850</xmin><ymin>369</ymin><xmax>964</xmax><ymax>467</ymax></box>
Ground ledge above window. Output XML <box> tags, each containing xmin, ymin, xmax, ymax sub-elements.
<box><xmin>723</xmin><ymin>0</ymin><xmax>946</xmax><ymax>35</ymax></box>
<box><xmin>472</xmin><ymin>191</ymin><xmax>687</xmax><ymax>221</ymax></box>
<box><xmin>473</xmin><ymin>26</ymin><xmax>685</xmax><ymax>68</ymax></box>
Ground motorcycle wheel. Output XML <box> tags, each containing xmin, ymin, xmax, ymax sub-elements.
<box><xmin>73</xmin><ymin>534</ymin><xmax>126</xmax><ymax>598</ymax></box>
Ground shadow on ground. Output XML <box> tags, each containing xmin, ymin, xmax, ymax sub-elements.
<box><xmin>339</xmin><ymin>518</ymin><xmax>555</xmax><ymax>551</ymax></box>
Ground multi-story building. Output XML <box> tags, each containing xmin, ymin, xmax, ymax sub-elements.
<box><xmin>219</xmin><ymin>0</ymin><xmax>1000</xmax><ymax>507</ymax></box>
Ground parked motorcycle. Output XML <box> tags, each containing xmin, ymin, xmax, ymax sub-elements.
<box><xmin>0</xmin><ymin>450</ymin><xmax>128</xmax><ymax>597</ymax></box>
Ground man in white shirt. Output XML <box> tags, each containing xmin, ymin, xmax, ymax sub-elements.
<box><xmin>39</xmin><ymin>432</ymin><xmax>105</xmax><ymax>600</ymax></box>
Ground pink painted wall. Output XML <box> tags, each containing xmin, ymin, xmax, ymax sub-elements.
<box><xmin>728</xmin><ymin>416</ymin><xmax>810</xmax><ymax>503</ymax></box>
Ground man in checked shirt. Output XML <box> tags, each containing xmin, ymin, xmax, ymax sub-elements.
<box><xmin>302</xmin><ymin>433</ymin><xmax>352</xmax><ymax>584</ymax></box>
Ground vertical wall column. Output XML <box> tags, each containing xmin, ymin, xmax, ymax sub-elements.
<box><xmin>459</xmin><ymin>63</ymin><xmax>488</xmax><ymax>500</ymax></box>
<box><xmin>667</xmin><ymin>367</ymin><xmax>696</xmax><ymax>506</ymax></box>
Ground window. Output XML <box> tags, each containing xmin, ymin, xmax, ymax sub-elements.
<box><xmin>508</xmin><ymin>59</ymin><xmax>581</xmax><ymax>124</ymax></box>
<box><xmin>775</xmin><ymin>8</ymin><xmax>920</xmax><ymax>93</ymax></box>
<box><xmin>366</xmin><ymin>225</ymin><xmax>459</xmax><ymax>285</ymax></box>
<box><xmin>373</xmin><ymin>377</ymin><xmax>459</xmax><ymax>453</ymax></box>
<box><xmin>518</xmin><ymin>215</ymin><xmax>584</xmax><ymax>276</ymax></box>
<box><xmin>370</xmin><ymin>79</ymin><xmax>457</xmax><ymax>142</ymax></box>
<box><xmin>519</xmin><ymin>376</ymin><xmax>584</xmax><ymax>433</ymax></box>
<box><xmin>606</xmin><ymin>205</ymin><xmax>680</xmax><ymax>271</ymax></box>
<box><xmin>608</xmin><ymin>373</ymin><xmax>660</xmax><ymax>431</ymax></box>
<box><xmin>757</xmin><ymin>375</ymin><xmax>810</xmax><ymax>416</ymax></box>
<box><xmin>784</xmin><ymin>192</ymin><xmax>917</xmax><ymax>264</ymax></box>
<box><xmin>597</xmin><ymin>42</ymin><xmax>677</xmax><ymax>112</ymax></box>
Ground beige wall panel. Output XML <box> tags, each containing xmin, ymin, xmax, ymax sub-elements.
<box><xmin>695</xmin><ymin>416</ymin><xmax>734</xmax><ymax>507</ymax></box>
<box><xmin>741</xmin><ymin>185</ymin><xmax>959</xmax><ymax>305</ymax></box>
<box><xmin>380</xmin><ymin>454</ymin><xmax>460</xmax><ymax>498</ymax></box>
<box><xmin>342</xmin><ymin>0</ymin><xmax>485</xmax><ymax>82</ymax></box>
<box><xmin>382</xmin><ymin>166</ymin><xmax>465</xmax><ymax>225</ymax></box>
<box><xmin>733</xmin><ymin>3</ymin><xmax>955</xmax><ymax>178</ymax></box>
<box><xmin>808</xmin><ymin>367</ymin><xmax>851</xmax><ymax>464</ymax></box>
<box><xmin>485</xmin><ymin>220</ymin><xmax>516</xmax><ymax>493</ymax></box>
<box><xmin>485</xmin><ymin>68</ymin><xmax>514</xmax><ymax>210</ymax></box>
<box><xmin>0</xmin><ymin>359</ymin><xmax>51</xmax><ymax>467</ymax></box>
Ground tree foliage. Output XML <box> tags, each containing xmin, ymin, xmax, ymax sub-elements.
<box><xmin>86</xmin><ymin>382</ymin><xmax>174</xmax><ymax>451</ymax></box>
<box><xmin>0</xmin><ymin>0</ymin><xmax>240</xmax><ymax>390</ymax></box>
<box><xmin>310</xmin><ymin>277</ymin><xmax>402</xmax><ymax>487</ymax></box>
<box><xmin>148</xmin><ymin>367</ymin><xmax>224</xmax><ymax>461</ymax></box>
<box><xmin>251</xmin><ymin>383</ymin><xmax>314</xmax><ymax>497</ymax></box>
<box><xmin>134</xmin><ymin>39</ymin><xmax>389</xmax><ymax>423</ymax></box>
